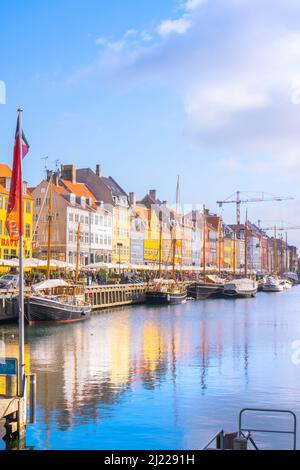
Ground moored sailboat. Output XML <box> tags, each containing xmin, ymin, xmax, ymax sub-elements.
<box><xmin>25</xmin><ymin>280</ymin><xmax>91</xmax><ymax>325</ymax></box>
<box><xmin>263</xmin><ymin>277</ymin><xmax>285</xmax><ymax>292</ymax></box>
<box><xmin>26</xmin><ymin>177</ymin><xmax>92</xmax><ymax>324</ymax></box>
<box><xmin>223</xmin><ymin>278</ymin><xmax>258</xmax><ymax>298</ymax></box>
<box><xmin>145</xmin><ymin>178</ymin><xmax>187</xmax><ymax>305</ymax></box>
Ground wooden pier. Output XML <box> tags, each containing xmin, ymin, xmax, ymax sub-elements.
<box><xmin>84</xmin><ymin>283</ymin><xmax>147</xmax><ymax>310</ymax></box>
<box><xmin>0</xmin><ymin>376</ymin><xmax>26</xmax><ymax>443</ymax></box>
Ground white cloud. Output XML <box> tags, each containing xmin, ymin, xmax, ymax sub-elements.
<box><xmin>184</xmin><ymin>0</ymin><xmax>205</xmax><ymax>11</ymax></box>
<box><xmin>157</xmin><ymin>18</ymin><xmax>191</xmax><ymax>37</ymax></box>
<box><xmin>141</xmin><ymin>31</ymin><xmax>153</xmax><ymax>42</ymax></box>
<box><xmin>95</xmin><ymin>37</ymin><xmax>107</xmax><ymax>46</ymax></box>
<box><xmin>125</xmin><ymin>29</ymin><xmax>138</xmax><ymax>38</ymax></box>
<box><xmin>73</xmin><ymin>0</ymin><xmax>300</xmax><ymax>184</ymax></box>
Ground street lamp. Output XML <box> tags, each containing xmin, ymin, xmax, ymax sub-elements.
<box><xmin>117</xmin><ymin>242</ymin><xmax>123</xmax><ymax>275</ymax></box>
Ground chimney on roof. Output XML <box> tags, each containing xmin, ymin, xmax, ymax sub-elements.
<box><xmin>129</xmin><ymin>192</ymin><xmax>136</xmax><ymax>206</ymax></box>
<box><xmin>149</xmin><ymin>189</ymin><xmax>157</xmax><ymax>201</ymax></box>
<box><xmin>96</xmin><ymin>164</ymin><xmax>101</xmax><ymax>177</ymax></box>
<box><xmin>61</xmin><ymin>164</ymin><xmax>76</xmax><ymax>184</ymax></box>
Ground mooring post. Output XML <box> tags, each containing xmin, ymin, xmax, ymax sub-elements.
<box><xmin>29</xmin><ymin>373</ymin><xmax>37</xmax><ymax>424</ymax></box>
<box><xmin>5</xmin><ymin>375</ymin><xmax>17</xmax><ymax>398</ymax></box>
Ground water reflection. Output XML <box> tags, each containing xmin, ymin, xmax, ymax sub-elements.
<box><xmin>1</xmin><ymin>288</ymin><xmax>300</xmax><ymax>449</ymax></box>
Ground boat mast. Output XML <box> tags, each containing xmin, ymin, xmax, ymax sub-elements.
<box><xmin>46</xmin><ymin>175</ymin><xmax>53</xmax><ymax>280</ymax></box>
<box><xmin>172</xmin><ymin>176</ymin><xmax>180</xmax><ymax>282</ymax></box>
<box><xmin>285</xmin><ymin>232</ymin><xmax>288</xmax><ymax>272</ymax></box>
<box><xmin>274</xmin><ymin>225</ymin><xmax>277</xmax><ymax>274</ymax></box>
<box><xmin>280</xmin><ymin>233</ymin><xmax>284</xmax><ymax>275</ymax></box>
<box><xmin>158</xmin><ymin>210</ymin><xmax>163</xmax><ymax>280</ymax></box>
<box><xmin>233</xmin><ymin>230</ymin><xmax>236</xmax><ymax>277</ymax></box>
<box><xmin>75</xmin><ymin>223</ymin><xmax>81</xmax><ymax>283</ymax></box>
<box><xmin>244</xmin><ymin>209</ymin><xmax>248</xmax><ymax>278</ymax></box>
<box><xmin>203</xmin><ymin>206</ymin><xmax>206</xmax><ymax>280</ymax></box>
<box><xmin>218</xmin><ymin>217</ymin><xmax>222</xmax><ymax>274</ymax></box>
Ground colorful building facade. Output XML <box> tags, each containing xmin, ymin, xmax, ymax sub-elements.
<box><xmin>0</xmin><ymin>163</ymin><xmax>33</xmax><ymax>260</ymax></box>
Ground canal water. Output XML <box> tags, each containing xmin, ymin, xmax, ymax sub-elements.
<box><xmin>1</xmin><ymin>287</ymin><xmax>300</xmax><ymax>450</ymax></box>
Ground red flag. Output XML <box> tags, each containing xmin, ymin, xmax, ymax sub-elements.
<box><xmin>6</xmin><ymin>115</ymin><xmax>29</xmax><ymax>241</ymax></box>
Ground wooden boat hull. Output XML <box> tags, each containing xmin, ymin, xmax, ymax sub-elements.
<box><xmin>25</xmin><ymin>296</ymin><xmax>91</xmax><ymax>325</ymax></box>
<box><xmin>188</xmin><ymin>283</ymin><xmax>224</xmax><ymax>300</ymax></box>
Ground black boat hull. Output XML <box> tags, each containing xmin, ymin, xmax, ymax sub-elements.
<box><xmin>25</xmin><ymin>296</ymin><xmax>91</xmax><ymax>325</ymax></box>
<box><xmin>146</xmin><ymin>291</ymin><xmax>169</xmax><ymax>304</ymax></box>
<box><xmin>146</xmin><ymin>291</ymin><xmax>187</xmax><ymax>305</ymax></box>
<box><xmin>188</xmin><ymin>283</ymin><xmax>224</xmax><ymax>300</ymax></box>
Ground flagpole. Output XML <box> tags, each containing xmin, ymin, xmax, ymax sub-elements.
<box><xmin>18</xmin><ymin>108</ymin><xmax>25</xmax><ymax>397</ymax></box>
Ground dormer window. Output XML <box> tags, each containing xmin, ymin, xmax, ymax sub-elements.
<box><xmin>81</xmin><ymin>196</ymin><xmax>86</xmax><ymax>208</ymax></box>
<box><xmin>69</xmin><ymin>193</ymin><xmax>76</xmax><ymax>206</ymax></box>
<box><xmin>5</xmin><ymin>177</ymin><xmax>11</xmax><ymax>191</ymax></box>
<box><xmin>87</xmin><ymin>197</ymin><xmax>92</xmax><ymax>206</ymax></box>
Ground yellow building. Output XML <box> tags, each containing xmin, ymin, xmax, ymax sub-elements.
<box><xmin>0</xmin><ymin>163</ymin><xmax>33</xmax><ymax>262</ymax></box>
<box><xmin>133</xmin><ymin>204</ymin><xmax>161</xmax><ymax>265</ymax></box>
<box><xmin>112</xmin><ymin>205</ymin><xmax>131</xmax><ymax>264</ymax></box>
<box><xmin>223</xmin><ymin>225</ymin><xmax>238</xmax><ymax>270</ymax></box>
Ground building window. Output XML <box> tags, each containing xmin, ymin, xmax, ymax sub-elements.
<box><xmin>11</xmin><ymin>249</ymin><xmax>17</xmax><ymax>259</ymax></box>
<box><xmin>4</xmin><ymin>198</ymin><xmax>8</xmax><ymax>210</ymax></box>
<box><xmin>95</xmin><ymin>216</ymin><xmax>99</xmax><ymax>225</ymax></box>
<box><xmin>90</xmin><ymin>233</ymin><xmax>94</xmax><ymax>243</ymax></box>
<box><xmin>85</xmin><ymin>216</ymin><xmax>89</xmax><ymax>225</ymax></box>
<box><xmin>68</xmin><ymin>231</ymin><xmax>73</xmax><ymax>242</ymax></box>
<box><xmin>35</xmin><ymin>197</ymin><xmax>41</xmax><ymax>206</ymax></box>
<box><xmin>100</xmin><ymin>234</ymin><xmax>103</xmax><ymax>245</ymax></box>
<box><xmin>4</xmin><ymin>249</ymin><xmax>9</xmax><ymax>260</ymax></box>
<box><xmin>80</xmin><ymin>215</ymin><xmax>84</xmax><ymax>224</ymax></box>
<box><xmin>25</xmin><ymin>224</ymin><xmax>31</xmax><ymax>238</ymax></box>
<box><xmin>90</xmin><ymin>214</ymin><xmax>94</xmax><ymax>224</ymax></box>
<box><xmin>95</xmin><ymin>234</ymin><xmax>99</xmax><ymax>244</ymax></box>
<box><xmin>0</xmin><ymin>220</ymin><xmax>2</xmax><ymax>236</ymax></box>
<box><xmin>25</xmin><ymin>201</ymin><xmax>31</xmax><ymax>214</ymax></box>
<box><xmin>85</xmin><ymin>233</ymin><xmax>89</xmax><ymax>244</ymax></box>
<box><xmin>100</xmin><ymin>215</ymin><xmax>104</xmax><ymax>226</ymax></box>
<box><xmin>69</xmin><ymin>212</ymin><xmax>74</xmax><ymax>222</ymax></box>
<box><xmin>75</xmin><ymin>214</ymin><xmax>79</xmax><ymax>223</ymax></box>
<box><xmin>0</xmin><ymin>196</ymin><xmax>2</xmax><ymax>209</ymax></box>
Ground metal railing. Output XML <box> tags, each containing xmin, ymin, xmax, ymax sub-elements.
<box><xmin>239</xmin><ymin>408</ymin><xmax>297</xmax><ymax>450</ymax></box>
<box><xmin>203</xmin><ymin>407</ymin><xmax>297</xmax><ymax>450</ymax></box>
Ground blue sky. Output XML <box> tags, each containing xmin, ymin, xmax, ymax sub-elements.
<box><xmin>1</xmin><ymin>0</ymin><xmax>300</xmax><ymax>246</ymax></box>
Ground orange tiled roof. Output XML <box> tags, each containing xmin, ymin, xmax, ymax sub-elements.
<box><xmin>0</xmin><ymin>163</ymin><xmax>12</xmax><ymax>178</ymax></box>
<box><xmin>52</xmin><ymin>184</ymin><xmax>69</xmax><ymax>196</ymax></box>
<box><xmin>206</xmin><ymin>215</ymin><xmax>221</xmax><ymax>230</ymax></box>
<box><xmin>60</xmin><ymin>179</ymin><xmax>96</xmax><ymax>204</ymax></box>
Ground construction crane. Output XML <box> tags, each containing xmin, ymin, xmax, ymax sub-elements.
<box><xmin>259</xmin><ymin>224</ymin><xmax>300</xmax><ymax>232</ymax></box>
<box><xmin>217</xmin><ymin>191</ymin><xmax>294</xmax><ymax>225</ymax></box>
<box><xmin>258</xmin><ymin>222</ymin><xmax>300</xmax><ymax>274</ymax></box>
